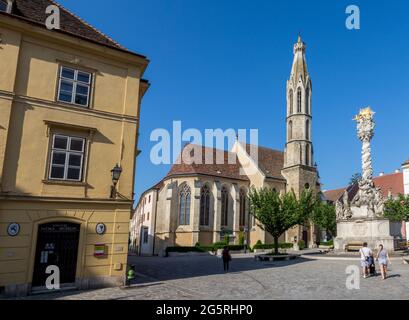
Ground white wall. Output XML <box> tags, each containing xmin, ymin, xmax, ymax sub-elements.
<box><xmin>131</xmin><ymin>189</ymin><xmax>157</xmax><ymax>255</ymax></box>
<box><xmin>403</xmin><ymin>164</ymin><xmax>409</xmax><ymax>196</ymax></box>
<box><xmin>403</xmin><ymin>164</ymin><xmax>409</xmax><ymax>240</ymax></box>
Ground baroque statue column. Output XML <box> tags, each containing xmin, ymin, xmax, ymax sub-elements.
<box><xmin>334</xmin><ymin>107</ymin><xmax>399</xmax><ymax>251</ymax></box>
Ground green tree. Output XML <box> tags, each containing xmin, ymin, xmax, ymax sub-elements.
<box><xmin>311</xmin><ymin>200</ymin><xmax>337</xmax><ymax>237</ymax></box>
<box><xmin>384</xmin><ymin>194</ymin><xmax>409</xmax><ymax>221</ymax></box>
<box><xmin>248</xmin><ymin>188</ymin><xmax>314</xmax><ymax>254</ymax></box>
<box><xmin>349</xmin><ymin>173</ymin><xmax>361</xmax><ymax>186</ymax></box>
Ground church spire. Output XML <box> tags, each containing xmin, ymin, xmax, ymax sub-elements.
<box><xmin>290</xmin><ymin>35</ymin><xmax>309</xmax><ymax>83</ymax></box>
<box><xmin>283</xmin><ymin>36</ymin><xmax>313</xmax><ymax>169</ymax></box>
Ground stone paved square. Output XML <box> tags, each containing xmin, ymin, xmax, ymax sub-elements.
<box><xmin>12</xmin><ymin>254</ymin><xmax>409</xmax><ymax>300</ymax></box>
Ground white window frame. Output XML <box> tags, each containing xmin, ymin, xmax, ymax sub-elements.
<box><xmin>57</xmin><ymin>66</ymin><xmax>92</xmax><ymax>107</ymax></box>
<box><xmin>49</xmin><ymin>134</ymin><xmax>86</xmax><ymax>182</ymax></box>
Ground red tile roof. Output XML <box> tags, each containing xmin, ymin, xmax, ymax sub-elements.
<box><xmin>242</xmin><ymin>143</ymin><xmax>285</xmax><ymax>180</ymax></box>
<box><xmin>324</xmin><ymin>172</ymin><xmax>404</xmax><ymax>202</ymax></box>
<box><xmin>151</xmin><ymin>180</ymin><xmax>164</xmax><ymax>190</ymax></box>
<box><xmin>2</xmin><ymin>0</ymin><xmax>146</xmax><ymax>58</ymax></box>
<box><xmin>167</xmin><ymin>144</ymin><xmax>249</xmax><ymax>181</ymax></box>
<box><xmin>373</xmin><ymin>172</ymin><xmax>404</xmax><ymax>197</ymax></box>
<box><xmin>323</xmin><ymin>188</ymin><xmax>346</xmax><ymax>202</ymax></box>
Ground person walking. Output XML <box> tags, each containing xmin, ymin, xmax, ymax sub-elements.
<box><xmin>359</xmin><ymin>242</ymin><xmax>373</xmax><ymax>278</ymax></box>
<box><xmin>222</xmin><ymin>246</ymin><xmax>232</xmax><ymax>272</ymax></box>
<box><xmin>376</xmin><ymin>244</ymin><xmax>391</xmax><ymax>280</ymax></box>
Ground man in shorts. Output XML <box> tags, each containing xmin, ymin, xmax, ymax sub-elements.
<box><xmin>359</xmin><ymin>242</ymin><xmax>373</xmax><ymax>278</ymax></box>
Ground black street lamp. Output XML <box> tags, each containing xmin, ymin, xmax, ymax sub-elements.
<box><xmin>110</xmin><ymin>164</ymin><xmax>122</xmax><ymax>198</ymax></box>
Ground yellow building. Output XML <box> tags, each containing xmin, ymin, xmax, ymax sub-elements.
<box><xmin>0</xmin><ymin>0</ymin><xmax>149</xmax><ymax>296</ymax></box>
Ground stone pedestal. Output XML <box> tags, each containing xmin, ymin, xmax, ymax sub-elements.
<box><xmin>334</xmin><ymin>218</ymin><xmax>400</xmax><ymax>251</ymax></box>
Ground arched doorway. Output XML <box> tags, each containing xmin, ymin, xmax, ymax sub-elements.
<box><xmin>32</xmin><ymin>222</ymin><xmax>80</xmax><ymax>288</ymax></box>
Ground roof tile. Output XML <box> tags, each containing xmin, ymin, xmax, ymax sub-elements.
<box><xmin>167</xmin><ymin>144</ymin><xmax>249</xmax><ymax>181</ymax></box>
<box><xmin>4</xmin><ymin>0</ymin><xmax>145</xmax><ymax>57</ymax></box>
<box><xmin>242</xmin><ymin>143</ymin><xmax>285</xmax><ymax>180</ymax></box>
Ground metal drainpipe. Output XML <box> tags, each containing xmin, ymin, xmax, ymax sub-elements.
<box><xmin>152</xmin><ymin>190</ymin><xmax>158</xmax><ymax>256</ymax></box>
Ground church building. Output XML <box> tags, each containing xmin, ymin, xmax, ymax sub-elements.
<box><xmin>131</xmin><ymin>36</ymin><xmax>320</xmax><ymax>254</ymax></box>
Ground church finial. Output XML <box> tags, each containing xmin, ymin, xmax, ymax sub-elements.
<box><xmin>293</xmin><ymin>35</ymin><xmax>306</xmax><ymax>54</ymax></box>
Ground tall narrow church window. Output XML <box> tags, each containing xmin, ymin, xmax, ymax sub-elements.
<box><xmin>200</xmin><ymin>185</ymin><xmax>211</xmax><ymax>226</ymax></box>
<box><xmin>305</xmin><ymin>87</ymin><xmax>310</xmax><ymax>114</ymax></box>
<box><xmin>288</xmin><ymin>120</ymin><xmax>293</xmax><ymax>140</ymax></box>
<box><xmin>179</xmin><ymin>184</ymin><xmax>191</xmax><ymax>225</ymax></box>
<box><xmin>289</xmin><ymin>90</ymin><xmax>293</xmax><ymax>115</ymax></box>
<box><xmin>221</xmin><ymin>186</ymin><xmax>229</xmax><ymax>226</ymax></box>
<box><xmin>306</xmin><ymin>144</ymin><xmax>310</xmax><ymax>166</ymax></box>
<box><xmin>306</xmin><ymin>119</ymin><xmax>310</xmax><ymax>140</ymax></box>
<box><xmin>297</xmin><ymin>88</ymin><xmax>302</xmax><ymax>113</ymax></box>
<box><xmin>239</xmin><ymin>189</ymin><xmax>246</xmax><ymax>227</ymax></box>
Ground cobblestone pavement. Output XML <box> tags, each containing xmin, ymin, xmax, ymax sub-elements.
<box><xmin>12</xmin><ymin>254</ymin><xmax>409</xmax><ymax>300</ymax></box>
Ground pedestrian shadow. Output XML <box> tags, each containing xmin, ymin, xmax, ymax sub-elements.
<box><xmin>128</xmin><ymin>255</ymin><xmax>312</xmax><ymax>284</ymax></box>
<box><xmin>122</xmin><ymin>282</ymin><xmax>164</xmax><ymax>289</ymax></box>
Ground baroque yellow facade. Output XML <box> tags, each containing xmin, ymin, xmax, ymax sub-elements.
<box><xmin>0</xmin><ymin>1</ymin><xmax>149</xmax><ymax>295</ymax></box>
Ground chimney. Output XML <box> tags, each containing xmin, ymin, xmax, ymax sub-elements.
<box><xmin>379</xmin><ymin>172</ymin><xmax>384</xmax><ymax>176</ymax></box>
<box><xmin>395</xmin><ymin>169</ymin><xmax>400</xmax><ymax>173</ymax></box>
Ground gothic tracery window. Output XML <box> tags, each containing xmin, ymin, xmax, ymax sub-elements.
<box><xmin>179</xmin><ymin>184</ymin><xmax>191</xmax><ymax>225</ymax></box>
<box><xmin>297</xmin><ymin>88</ymin><xmax>302</xmax><ymax>113</ymax></box>
<box><xmin>200</xmin><ymin>184</ymin><xmax>211</xmax><ymax>226</ymax></box>
<box><xmin>221</xmin><ymin>186</ymin><xmax>229</xmax><ymax>226</ymax></box>
<box><xmin>289</xmin><ymin>89</ymin><xmax>293</xmax><ymax>115</ymax></box>
<box><xmin>288</xmin><ymin>120</ymin><xmax>293</xmax><ymax>140</ymax></box>
<box><xmin>239</xmin><ymin>188</ymin><xmax>246</xmax><ymax>227</ymax></box>
<box><xmin>306</xmin><ymin>119</ymin><xmax>310</xmax><ymax>140</ymax></box>
<box><xmin>305</xmin><ymin>87</ymin><xmax>310</xmax><ymax>114</ymax></box>
<box><xmin>306</xmin><ymin>144</ymin><xmax>310</xmax><ymax>166</ymax></box>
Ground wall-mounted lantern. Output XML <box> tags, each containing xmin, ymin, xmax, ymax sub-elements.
<box><xmin>110</xmin><ymin>164</ymin><xmax>122</xmax><ymax>199</ymax></box>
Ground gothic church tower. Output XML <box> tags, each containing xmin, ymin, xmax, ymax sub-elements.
<box><xmin>281</xmin><ymin>36</ymin><xmax>319</xmax><ymax>246</ymax></box>
<box><xmin>282</xmin><ymin>36</ymin><xmax>318</xmax><ymax>195</ymax></box>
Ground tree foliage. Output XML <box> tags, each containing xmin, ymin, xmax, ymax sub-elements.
<box><xmin>310</xmin><ymin>200</ymin><xmax>337</xmax><ymax>237</ymax></box>
<box><xmin>248</xmin><ymin>187</ymin><xmax>316</xmax><ymax>254</ymax></box>
<box><xmin>384</xmin><ymin>194</ymin><xmax>409</xmax><ymax>222</ymax></box>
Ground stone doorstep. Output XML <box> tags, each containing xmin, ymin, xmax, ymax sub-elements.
<box><xmin>30</xmin><ymin>285</ymin><xmax>77</xmax><ymax>296</ymax></box>
<box><xmin>301</xmin><ymin>254</ymin><xmax>409</xmax><ymax>262</ymax></box>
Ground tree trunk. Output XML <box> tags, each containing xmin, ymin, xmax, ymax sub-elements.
<box><xmin>274</xmin><ymin>236</ymin><xmax>279</xmax><ymax>255</ymax></box>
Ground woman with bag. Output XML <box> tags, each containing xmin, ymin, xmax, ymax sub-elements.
<box><xmin>376</xmin><ymin>244</ymin><xmax>391</xmax><ymax>280</ymax></box>
<box><xmin>222</xmin><ymin>246</ymin><xmax>232</xmax><ymax>272</ymax></box>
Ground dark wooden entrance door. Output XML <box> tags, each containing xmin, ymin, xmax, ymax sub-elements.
<box><xmin>302</xmin><ymin>230</ymin><xmax>308</xmax><ymax>247</ymax></box>
<box><xmin>32</xmin><ymin>222</ymin><xmax>80</xmax><ymax>287</ymax></box>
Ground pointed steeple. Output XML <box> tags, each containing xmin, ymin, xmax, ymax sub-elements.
<box><xmin>290</xmin><ymin>35</ymin><xmax>309</xmax><ymax>83</ymax></box>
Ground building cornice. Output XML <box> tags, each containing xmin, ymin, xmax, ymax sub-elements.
<box><xmin>165</xmin><ymin>173</ymin><xmax>250</xmax><ymax>183</ymax></box>
<box><xmin>0</xmin><ymin>13</ymin><xmax>149</xmax><ymax>72</ymax></box>
<box><xmin>0</xmin><ymin>194</ymin><xmax>133</xmax><ymax>205</ymax></box>
<box><xmin>285</xmin><ymin>139</ymin><xmax>312</xmax><ymax>146</ymax></box>
<box><xmin>0</xmin><ymin>90</ymin><xmax>140</xmax><ymax>124</ymax></box>
<box><xmin>264</xmin><ymin>176</ymin><xmax>287</xmax><ymax>183</ymax></box>
<box><xmin>281</xmin><ymin>164</ymin><xmax>317</xmax><ymax>173</ymax></box>
<box><xmin>286</xmin><ymin>113</ymin><xmax>312</xmax><ymax>121</ymax></box>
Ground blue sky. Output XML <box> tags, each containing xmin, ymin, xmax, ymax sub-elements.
<box><xmin>58</xmin><ymin>0</ymin><xmax>409</xmax><ymax>200</ymax></box>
